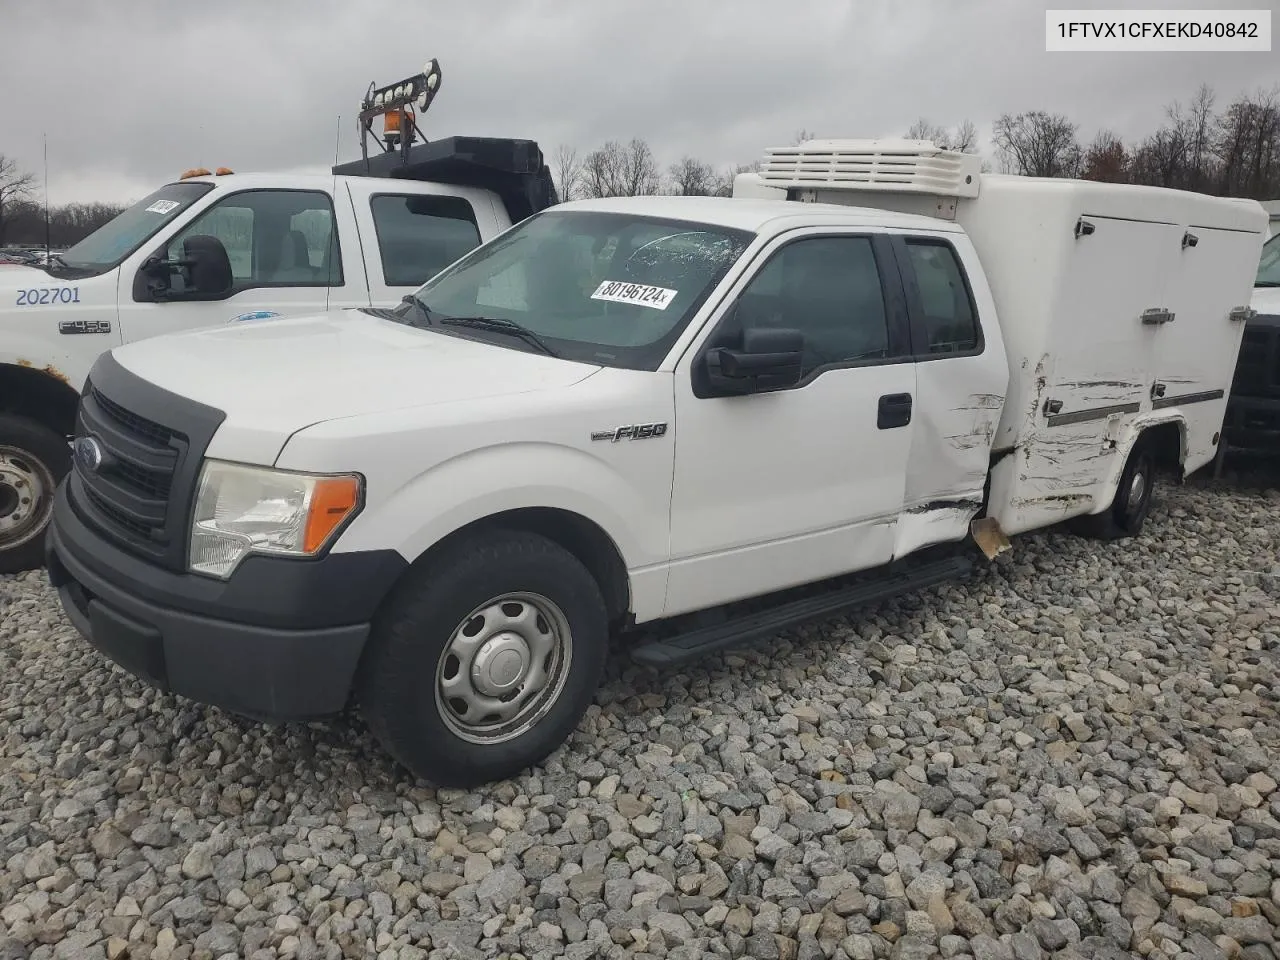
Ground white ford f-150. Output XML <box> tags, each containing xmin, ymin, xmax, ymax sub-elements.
<box><xmin>46</xmin><ymin>138</ymin><xmax>1268</xmax><ymax>786</ymax></box>
<box><xmin>0</xmin><ymin>59</ymin><xmax>555</xmax><ymax>573</ymax></box>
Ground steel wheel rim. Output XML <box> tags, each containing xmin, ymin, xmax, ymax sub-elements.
<box><xmin>0</xmin><ymin>445</ymin><xmax>53</xmax><ymax>550</ymax></box>
<box><xmin>434</xmin><ymin>591</ymin><xmax>574</xmax><ymax>745</ymax></box>
<box><xmin>1127</xmin><ymin>467</ymin><xmax>1147</xmax><ymax>515</ymax></box>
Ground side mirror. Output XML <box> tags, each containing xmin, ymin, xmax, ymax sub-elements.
<box><xmin>137</xmin><ymin>234</ymin><xmax>233</xmax><ymax>301</ymax></box>
<box><xmin>181</xmin><ymin>235</ymin><xmax>233</xmax><ymax>296</ymax></box>
<box><xmin>704</xmin><ymin>327</ymin><xmax>805</xmax><ymax>395</ymax></box>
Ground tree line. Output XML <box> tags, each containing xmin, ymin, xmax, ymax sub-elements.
<box><xmin>0</xmin><ymin>156</ymin><xmax>126</xmax><ymax>248</ymax></box>
<box><xmin>554</xmin><ymin>83</ymin><xmax>1280</xmax><ymax>202</ymax></box>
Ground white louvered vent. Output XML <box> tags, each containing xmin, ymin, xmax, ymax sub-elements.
<box><xmin>758</xmin><ymin>139</ymin><xmax>982</xmax><ymax>199</ymax></box>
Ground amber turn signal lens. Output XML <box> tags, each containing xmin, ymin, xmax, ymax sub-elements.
<box><xmin>304</xmin><ymin>476</ymin><xmax>362</xmax><ymax>553</ymax></box>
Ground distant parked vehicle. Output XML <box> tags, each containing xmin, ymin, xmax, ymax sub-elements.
<box><xmin>1218</xmin><ymin>229</ymin><xmax>1280</xmax><ymax>469</ymax></box>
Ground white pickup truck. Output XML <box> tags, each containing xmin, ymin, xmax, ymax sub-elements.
<box><xmin>46</xmin><ymin>139</ymin><xmax>1267</xmax><ymax>787</ymax></box>
<box><xmin>0</xmin><ymin>134</ymin><xmax>556</xmax><ymax>572</ymax></box>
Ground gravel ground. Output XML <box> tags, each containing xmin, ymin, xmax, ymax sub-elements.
<box><xmin>2</xmin><ymin>469</ymin><xmax>1279</xmax><ymax>960</ymax></box>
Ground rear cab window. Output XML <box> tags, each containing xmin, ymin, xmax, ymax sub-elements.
<box><xmin>899</xmin><ymin>237</ymin><xmax>982</xmax><ymax>356</ymax></box>
<box><xmin>369</xmin><ymin>194</ymin><xmax>482</xmax><ymax>287</ymax></box>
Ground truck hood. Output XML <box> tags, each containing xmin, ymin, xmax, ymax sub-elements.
<box><xmin>0</xmin><ymin>264</ymin><xmax>52</xmax><ymax>283</ymax></box>
<box><xmin>109</xmin><ymin>309</ymin><xmax>602</xmax><ymax>463</ymax></box>
<box><xmin>1252</xmin><ymin>285</ymin><xmax>1280</xmax><ymax>316</ymax></box>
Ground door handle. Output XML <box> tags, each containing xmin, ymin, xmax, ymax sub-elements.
<box><xmin>878</xmin><ymin>392</ymin><xmax>913</xmax><ymax>429</ymax></box>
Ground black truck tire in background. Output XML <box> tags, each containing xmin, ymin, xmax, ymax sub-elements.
<box><xmin>0</xmin><ymin>414</ymin><xmax>71</xmax><ymax>575</ymax></box>
<box><xmin>356</xmin><ymin>529</ymin><xmax>609</xmax><ymax>787</ymax></box>
<box><xmin>1072</xmin><ymin>439</ymin><xmax>1156</xmax><ymax>541</ymax></box>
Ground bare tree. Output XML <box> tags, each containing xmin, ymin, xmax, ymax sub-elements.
<box><xmin>906</xmin><ymin>118</ymin><xmax>980</xmax><ymax>154</ymax></box>
<box><xmin>991</xmin><ymin>111</ymin><xmax>1082</xmax><ymax>178</ymax></box>
<box><xmin>793</xmin><ymin>129</ymin><xmax>817</xmax><ymax>146</ymax></box>
<box><xmin>553</xmin><ymin>144</ymin><xmax>582</xmax><ymax>203</ymax></box>
<box><xmin>0</xmin><ymin>155</ymin><xmax>36</xmax><ymax>246</ymax></box>
<box><xmin>1080</xmin><ymin>131</ymin><xmax>1129</xmax><ymax>183</ymax></box>
<box><xmin>580</xmin><ymin>139</ymin><xmax>660</xmax><ymax>198</ymax></box>
<box><xmin>668</xmin><ymin>156</ymin><xmax>720</xmax><ymax>196</ymax></box>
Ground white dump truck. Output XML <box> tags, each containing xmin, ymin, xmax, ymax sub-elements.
<box><xmin>47</xmin><ymin>138</ymin><xmax>1267</xmax><ymax>786</ymax></box>
<box><xmin>0</xmin><ymin>59</ymin><xmax>556</xmax><ymax>572</ymax></box>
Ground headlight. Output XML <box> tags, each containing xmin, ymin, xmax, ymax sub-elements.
<box><xmin>188</xmin><ymin>460</ymin><xmax>363</xmax><ymax>579</ymax></box>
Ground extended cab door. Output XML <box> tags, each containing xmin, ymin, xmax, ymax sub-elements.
<box><xmin>889</xmin><ymin>231</ymin><xmax>1008</xmax><ymax>557</ymax></box>
<box><xmin>345</xmin><ymin>181</ymin><xmax>508</xmax><ymax>306</ymax></box>
<box><xmin>665</xmin><ymin>229</ymin><xmax>916</xmax><ymax>617</ymax></box>
<box><xmin>116</xmin><ymin>185</ymin><xmax>366</xmax><ymax>342</ymax></box>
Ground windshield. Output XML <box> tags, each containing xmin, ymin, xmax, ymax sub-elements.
<box><xmin>1258</xmin><ymin>232</ymin><xmax>1280</xmax><ymax>287</ymax></box>
<box><xmin>58</xmin><ymin>181</ymin><xmax>215</xmax><ymax>275</ymax></box>
<box><xmin>407</xmin><ymin>209</ymin><xmax>755</xmax><ymax>369</ymax></box>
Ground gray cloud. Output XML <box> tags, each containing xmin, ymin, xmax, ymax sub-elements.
<box><xmin>2</xmin><ymin>0</ymin><xmax>1277</xmax><ymax>205</ymax></box>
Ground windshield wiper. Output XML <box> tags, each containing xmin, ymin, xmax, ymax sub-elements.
<box><xmin>1257</xmin><ymin>280</ymin><xmax>1280</xmax><ymax>288</ymax></box>
<box><xmin>439</xmin><ymin>315</ymin><xmax>559</xmax><ymax>357</ymax></box>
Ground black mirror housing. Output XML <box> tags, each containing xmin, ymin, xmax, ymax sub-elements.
<box><xmin>182</xmin><ymin>235</ymin><xmax>233</xmax><ymax>296</ymax></box>
<box><xmin>704</xmin><ymin>327</ymin><xmax>805</xmax><ymax>395</ymax></box>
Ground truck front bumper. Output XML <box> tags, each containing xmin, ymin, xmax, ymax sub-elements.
<box><xmin>46</xmin><ymin>483</ymin><xmax>406</xmax><ymax>721</ymax></box>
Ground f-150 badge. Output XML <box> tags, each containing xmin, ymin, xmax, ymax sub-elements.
<box><xmin>591</xmin><ymin>423</ymin><xmax>668</xmax><ymax>442</ymax></box>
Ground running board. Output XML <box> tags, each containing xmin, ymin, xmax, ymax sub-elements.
<box><xmin>630</xmin><ymin>554</ymin><xmax>973</xmax><ymax>667</ymax></box>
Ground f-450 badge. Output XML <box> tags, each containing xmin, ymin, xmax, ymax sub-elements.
<box><xmin>591</xmin><ymin>423</ymin><xmax>668</xmax><ymax>443</ymax></box>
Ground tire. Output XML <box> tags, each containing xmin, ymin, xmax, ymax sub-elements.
<box><xmin>1072</xmin><ymin>439</ymin><xmax>1156</xmax><ymax>541</ymax></box>
<box><xmin>0</xmin><ymin>414</ymin><xmax>70</xmax><ymax>575</ymax></box>
<box><xmin>357</xmin><ymin>529</ymin><xmax>609</xmax><ymax>787</ymax></box>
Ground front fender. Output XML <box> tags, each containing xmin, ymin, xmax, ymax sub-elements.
<box><xmin>328</xmin><ymin>441</ymin><xmax>672</xmax><ymax>621</ymax></box>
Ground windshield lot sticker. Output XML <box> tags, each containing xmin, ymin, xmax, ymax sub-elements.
<box><xmin>145</xmin><ymin>200</ymin><xmax>181</xmax><ymax>215</ymax></box>
<box><xmin>591</xmin><ymin>281</ymin><xmax>677</xmax><ymax>310</ymax></box>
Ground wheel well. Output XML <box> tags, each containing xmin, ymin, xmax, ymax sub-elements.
<box><xmin>0</xmin><ymin>363</ymin><xmax>81</xmax><ymax>438</ymax></box>
<box><xmin>411</xmin><ymin>508</ymin><xmax>631</xmax><ymax>624</ymax></box>
<box><xmin>1140</xmin><ymin>420</ymin><xmax>1185</xmax><ymax>477</ymax></box>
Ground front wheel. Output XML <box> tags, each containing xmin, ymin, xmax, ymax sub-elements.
<box><xmin>357</xmin><ymin>530</ymin><xmax>609</xmax><ymax>787</ymax></box>
<box><xmin>0</xmin><ymin>415</ymin><xmax>71</xmax><ymax>575</ymax></box>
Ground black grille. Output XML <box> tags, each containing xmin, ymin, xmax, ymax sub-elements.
<box><xmin>93</xmin><ymin>389</ymin><xmax>177</xmax><ymax>448</ymax></box>
<box><xmin>65</xmin><ymin>354</ymin><xmax>226</xmax><ymax>573</ymax></box>
<box><xmin>1232</xmin><ymin>320</ymin><xmax>1280</xmax><ymax>397</ymax></box>
<box><xmin>72</xmin><ymin>386</ymin><xmax>185</xmax><ymax>555</ymax></box>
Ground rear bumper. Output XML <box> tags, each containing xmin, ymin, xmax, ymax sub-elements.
<box><xmin>47</xmin><ymin>483</ymin><xmax>406</xmax><ymax>721</ymax></box>
<box><xmin>1222</xmin><ymin>394</ymin><xmax>1280</xmax><ymax>452</ymax></box>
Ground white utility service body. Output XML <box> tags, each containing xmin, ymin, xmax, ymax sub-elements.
<box><xmin>46</xmin><ymin>139</ymin><xmax>1268</xmax><ymax>786</ymax></box>
<box><xmin>0</xmin><ymin>134</ymin><xmax>555</xmax><ymax>572</ymax></box>
<box><xmin>744</xmin><ymin>139</ymin><xmax>1267</xmax><ymax>538</ymax></box>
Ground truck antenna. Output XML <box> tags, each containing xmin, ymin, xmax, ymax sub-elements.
<box><xmin>326</xmin><ymin>115</ymin><xmax>341</xmax><ymax>309</ymax></box>
<box><xmin>42</xmin><ymin>133</ymin><xmax>50</xmax><ymax>262</ymax></box>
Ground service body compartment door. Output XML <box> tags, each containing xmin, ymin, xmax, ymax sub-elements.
<box><xmin>993</xmin><ymin>215</ymin><xmax>1178</xmax><ymax>534</ymax></box>
<box><xmin>1152</xmin><ymin>225</ymin><xmax>1262</xmax><ymax>471</ymax></box>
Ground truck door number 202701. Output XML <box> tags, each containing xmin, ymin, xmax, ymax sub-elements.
<box><xmin>16</xmin><ymin>287</ymin><xmax>81</xmax><ymax>306</ymax></box>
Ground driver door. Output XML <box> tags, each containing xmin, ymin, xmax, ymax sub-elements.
<box><xmin>664</xmin><ymin>229</ymin><xmax>916</xmax><ymax>617</ymax></box>
<box><xmin>117</xmin><ymin>187</ymin><xmax>362</xmax><ymax>343</ymax></box>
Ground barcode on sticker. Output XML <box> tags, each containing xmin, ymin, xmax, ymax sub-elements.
<box><xmin>146</xmin><ymin>200</ymin><xmax>181</xmax><ymax>215</ymax></box>
<box><xmin>591</xmin><ymin>281</ymin><xmax>677</xmax><ymax>310</ymax></box>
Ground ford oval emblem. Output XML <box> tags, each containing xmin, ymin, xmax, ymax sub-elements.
<box><xmin>73</xmin><ymin>436</ymin><xmax>104</xmax><ymax>473</ymax></box>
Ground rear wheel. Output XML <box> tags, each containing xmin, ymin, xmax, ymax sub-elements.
<box><xmin>0</xmin><ymin>415</ymin><xmax>70</xmax><ymax>574</ymax></box>
<box><xmin>357</xmin><ymin>529</ymin><xmax>609</xmax><ymax>787</ymax></box>
<box><xmin>1072</xmin><ymin>439</ymin><xmax>1155</xmax><ymax>540</ymax></box>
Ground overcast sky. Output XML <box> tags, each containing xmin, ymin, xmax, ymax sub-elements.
<box><xmin>1</xmin><ymin>0</ymin><xmax>1276</xmax><ymax>206</ymax></box>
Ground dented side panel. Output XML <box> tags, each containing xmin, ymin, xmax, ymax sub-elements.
<box><xmin>896</xmin><ymin>232</ymin><xmax>1010</xmax><ymax>558</ymax></box>
<box><xmin>988</xmin><ymin>216</ymin><xmax>1178</xmax><ymax>535</ymax></box>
